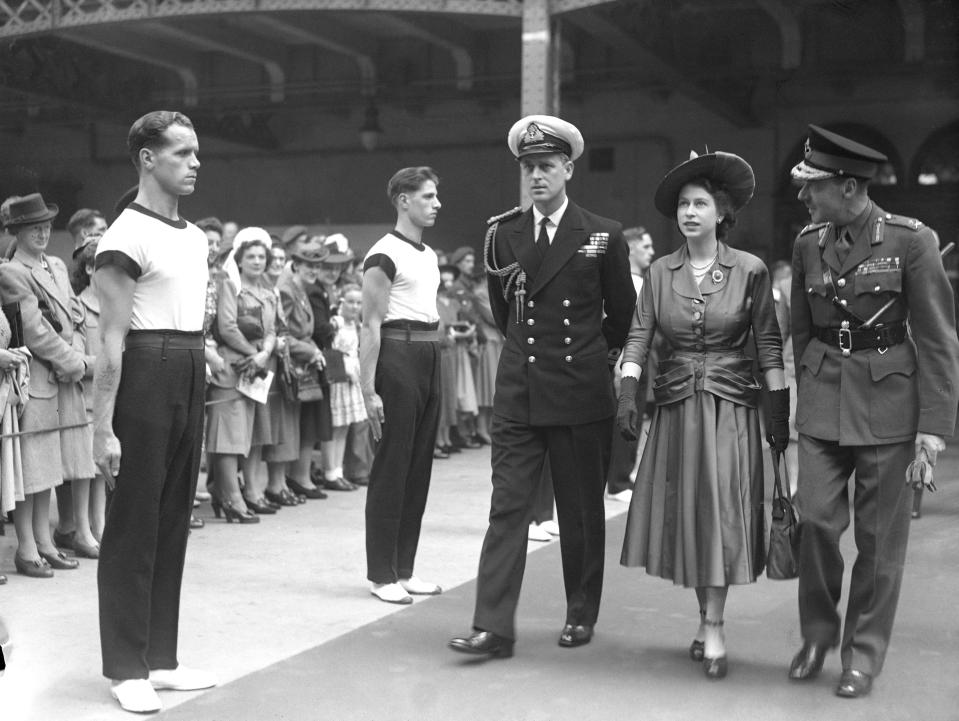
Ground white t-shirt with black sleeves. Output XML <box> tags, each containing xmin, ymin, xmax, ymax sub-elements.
<box><xmin>95</xmin><ymin>203</ymin><xmax>208</xmax><ymax>332</ymax></box>
<box><xmin>363</xmin><ymin>231</ymin><xmax>440</xmax><ymax>324</ymax></box>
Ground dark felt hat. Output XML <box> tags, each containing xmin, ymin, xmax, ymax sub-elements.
<box><xmin>791</xmin><ymin>125</ymin><xmax>888</xmax><ymax>181</ymax></box>
<box><xmin>289</xmin><ymin>237</ymin><xmax>330</xmax><ymax>264</ymax></box>
<box><xmin>654</xmin><ymin>151</ymin><xmax>755</xmax><ymax>218</ymax></box>
<box><xmin>438</xmin><ymin>263</ymin><xmax>461</xmax><ymax>279</ymax></box>
<box><xmin>1</xmin><ymin>193</ymin><xmax>59</xmax><ymax>229</ymax></box>
<box><xmin>321</xmin><ymin>233</ymin><xmax>354</xmax><ymax>264</ymax></box>
<box><xmin>280</xmin><ymin>225</ymin><xmax>310</xmax><ymax>248</ymax></box>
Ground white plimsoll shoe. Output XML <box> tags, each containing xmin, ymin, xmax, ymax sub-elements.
<box><xmin>607</xmin><ymin>489</ymin><xmax>633</xmax><ymax>503</ymax></box>
<box><xmin>110</xmin><ymin>679</ymin><xmax>162</xmax><ymax>713</ymax></box>
<box><xmin>148</xmin><ymin>665</ymin><xmax>217</xmax><ymax>691</ymax></box>
<box><xmin>370</xmin><ymin>581</ymin><xmax>413</xmax><ymax>604</ymax></box>
<box><xmin>528</xmin><ymin>523</ymin><xmax>551</xmax><ymax>542</ymax></box>
<box><xmin>539</xmin><ymin>520</ymin><xmax>560</xmax><ymax>536</ymax></box>
<box><xmin>399</xmin><ymin>576</ymin><xmax>442</xmax><ymax>595</ymax></box>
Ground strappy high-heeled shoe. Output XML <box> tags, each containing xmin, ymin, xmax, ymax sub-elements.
<box><xmin>211</xmin><ymin>497</ymin><xmax>260</xmax><ymax>524</ymax></box>
<box><xmin>264</xmin><ymin>488</ymin><xmax>299</xmax><ymax>507</ymax></box>
<box><xmin>244</xmin><ymin>497</ymin><xmax>278</xmax><ymax>515</ymax></box>
<box><xmin>702</xmin><ymin>618</ymin><xmax>727</xmax><ymax>679</ymax></box>
<box><xmin>689</xmin><ymin>607</ymin><xmax>706</xmax><ymax>662</ymax></box>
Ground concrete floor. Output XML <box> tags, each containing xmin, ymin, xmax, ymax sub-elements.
<box><xmin>1</xmin><ymin>430</ymin><xmax>958</xmax><ymax>720</ymax></box>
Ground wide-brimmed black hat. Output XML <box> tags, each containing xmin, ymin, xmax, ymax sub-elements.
<box><xmin>1</xmin><ymin>192</ymin><xmax>59</xmax><ymax>229</ymax></box>
<box><xmin>289</xmin><ymin>237</ymin><xmax>330</xmax><ymax>264</ymax></box>
<box><xmin>654</xmin><ymin>151</ymin><xmax>755</xmax><ymax>218</ymax></box>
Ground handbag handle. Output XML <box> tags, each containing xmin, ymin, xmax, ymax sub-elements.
<box><xmin>769</xmin><ymin>449</ymin><xmax>793</xmax><ymax>520</ymax></box>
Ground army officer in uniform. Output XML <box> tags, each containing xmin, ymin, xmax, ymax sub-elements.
<box><xmin>787</xmin><ymin>125</ymin><xmax>959</xmax><ymax>698</ymax></box>
<box><xmin>449</xmin><ymin>115</ymin><xmax>636</xmax><ymax>658</ymax></box>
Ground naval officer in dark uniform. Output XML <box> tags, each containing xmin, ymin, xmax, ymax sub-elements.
<box><xmin>449</xmin><ymin>115</ymin><xmax>636</xmax><ymax>658</ymax></box>
<box><xmin>787</xmin><ymin>125</ymin><xmax>959</xmax><ymax>698</ymax></box>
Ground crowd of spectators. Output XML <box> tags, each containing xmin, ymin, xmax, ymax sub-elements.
<box><xmin>0</xmin><ymin>194</ymin><xmax>494</xmax><ymax>582</ymax></box>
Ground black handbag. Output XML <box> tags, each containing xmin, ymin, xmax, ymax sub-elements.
<box><xmin>766</xmin><ymin>449</ymin><xmax>800</xmax><ymax>580</ymax></box>
<box><xmin>294</xmin><ymin>364</ymin><xmax>324</xmax><ymax>402</ymax></box>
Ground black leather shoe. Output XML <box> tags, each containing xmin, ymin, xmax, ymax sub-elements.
<box><xmin>53</xmin><ymin>529</ymin><xmax>75</xmax><ymax>550</ymax></box>
<box><xmin>448</xmin><ymin>631</ymin><xmax>514</xmax><ymax>658</ymax></box>
<box><xmin>558</xmin><ymin>624</ymin><xmax>593</xmax><ymax>648</ymax></box>
<box><xmin>286</xmin><ymin>477</ymin><xmax>328</xmax><ymax>499</ymax></box>
<box><xmin>836</xmin><ymin>669</ymin><xmax>872</xmax><ymax>698</ymax></box>
<box><xmin>788</xmin><ymin>642</ymin><xmax>829</xmax><ymax>680</ymax></box>
<box><xmin>39</xmin><ymin>549</ymin><xmax>79</xmax><ymax>570</ymax></box>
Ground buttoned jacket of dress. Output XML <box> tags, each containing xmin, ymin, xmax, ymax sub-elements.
<box><xmin>486</xmin><ymin>202</ymin><xmax>635</xmax><ymax>426</ymax></box>
<box><xmin>0</xmin><ymin>248</ymin><xmax>86</xmax><ymax>399</ymax></box>
<box><xmin>790</xmin><ymin>202</ymin><xmax>959</xmax><ymax>444</ymax></box>
<box><xmin>621</xmin><ymin>242</ymin><xmax>782</xmax><ymax>409</ymax></box>
<box><xmin>275</xmin><ymin>270</ymin><xmax>321</xmax><ymax>365</ymax></box>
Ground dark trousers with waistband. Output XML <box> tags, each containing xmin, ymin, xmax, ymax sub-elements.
<box><xmin>795</xmin><ymin>434</ymin><xmax>914</xmax><ymax>676</ymax></box>
<box><xmin>473</xmin><ymin>415</ymin><xmax>612</xmax><ymax>641</ymax></box>
<box><xmin>98</xmin><ymin>339</ymin><xmax>205</xmax><ymax>679</ymax></box>
<box><xmin>365</xmin><ymin>338</ymin><xmax>441</xmax><ymax>584</ymax></box>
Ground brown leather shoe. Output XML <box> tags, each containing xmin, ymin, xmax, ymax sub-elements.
<box><xmin>448</xmin><ymin>631</ymin><xmax>514</xmax><ymax>658</ymax></box>
<box><xmin>788</xmin><ymin>642</ymin><xmax>829</xmax><ymax>680</ymax></box>
<box><xmin>836</xmin><ymin>669</ymin><xmax>872</xmax><ymax>698</ymax></box>
<box><xmin>38</xmin><ymin>549</ymin><xmax>79</xmax><ymax>570</ymax></box>
<box><xmin>558</xmin><ymin>624</ymin><xmax>594</xmax><ymax>648</ymax></box>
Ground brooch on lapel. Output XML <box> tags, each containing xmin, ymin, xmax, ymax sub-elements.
<box><xmin>577</xmin><ymin>232</ymin><xmax>609</xmax><ymax>257</ymax></box>
<box><xmin>711</xmin><ymin>269</ymin><xmax>724</xmax><ymax>284</ymax></box>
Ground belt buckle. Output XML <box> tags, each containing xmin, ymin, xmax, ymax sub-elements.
<box><xmin>838</xmin><ymin>327</ymin><xmax>852</xmax><ymax>357</ymax></box>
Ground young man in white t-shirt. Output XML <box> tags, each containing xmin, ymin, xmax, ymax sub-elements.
<box><xmin>93</xmin><ymin>110</ymin><xmax>215</xmax><ymax>714</ymax></box>
<box><xmin>360</xmin><ymin>166</ymin><xmax>444</xmax><ymax>605</ymax></box>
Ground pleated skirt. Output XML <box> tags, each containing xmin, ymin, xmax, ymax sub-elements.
<box><xmin>205</xmin><ymin>386</ymin><xmax>255</xmax><ymax>455</ymax></box>
<box><xmin>620</xmin><ymin>390</ymin><xmax>766</xmax><ymax>587</ymax></box>
<box><xmin>438</xmin><ymin>346</ymin><xmax>457</xmax><ymax>429</ymax></box>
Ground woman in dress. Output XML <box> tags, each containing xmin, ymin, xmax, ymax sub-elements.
<box><xmin>70</xmin><ymin>236</ymin><xmax>107</xmax><ymax>553</ymax></box>
<box><xmin>616</xmin><ymin>152</ymin><xmax>790</xmax><ymax>679</ymax></box>
<box><xmin>0</xmin><ymin>193</ymin><xmax>93</xmax><ymax>577</ymax></box>
<box><xmin>206</xmin><ymin>232</ymin><xmax>278</xmax><ymax>523</ymax></box>
<box><xmin>275</xmin><ymin>238</ymin><xmax>328</xmax><ymax>500</ymax></box>
<box><xmin>434</xmin><ymin>264</ymin><xmax>461</xmax><ymax>458</ymax></box>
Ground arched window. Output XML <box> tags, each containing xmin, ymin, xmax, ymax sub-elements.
<box><xmin>913</xmin><ymin>121</ymin><xmax>959</xmax><ymax>186</ymax></box>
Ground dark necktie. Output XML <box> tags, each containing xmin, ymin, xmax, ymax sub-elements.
<box><xmin>537</xmin><ymin>217</ymin><xmax>550</xmax><ymax>256</ymax></box>
<box><xmin>835</xmin><ymin>228</ymin><xmax>852</xmax><ymax>263</ymax></box>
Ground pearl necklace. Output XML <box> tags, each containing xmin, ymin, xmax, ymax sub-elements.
<box><xmin>689</xmin><ymin>253</ymin><xmax>717</xmax><ymax>272</ymax></box>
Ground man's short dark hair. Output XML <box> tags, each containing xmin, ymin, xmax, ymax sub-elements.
<box><xmin>387</xmin><ymin>167</ymin><xmax>439</xmax><ymax>208</ymax></box>
<box><xmin>624</xmin><ymin>226</ymin><xmax>650</xmax><ymax>244</ymax></box>
<box><xmin>128</xmin><ymin>110</ymin><xmax>194</xmax><ymax>169</ymax></box>
<box><xmin>66</xmin><ymin>208</ymin><xmax>105</xmax><ymax>241</ymax></box>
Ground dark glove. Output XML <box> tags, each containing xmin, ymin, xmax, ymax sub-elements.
<box><xmin>617</xmin><ymin>376</ymin><xmax>640</xmax><ymax>441</ymax></box>
<box><xmin>765</xmin><ymin>388</ymin><xmax>790</xmax><ymax>452</ymax></box>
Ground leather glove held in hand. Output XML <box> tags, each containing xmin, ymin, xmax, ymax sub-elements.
<box><xmin>765</xmin><ymin>388</ymin><xmax>790</xmax><ymax>452</ymax></box>
<box><xmin>617</xmin><ymin>376</ymin><xmax>640</xmax><ymax>442</ymax></box>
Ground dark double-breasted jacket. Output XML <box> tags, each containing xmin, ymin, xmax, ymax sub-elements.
<box><xmin>485</xmin><ymin>202</ymin><xmax>636</xmax><ymax>427</ymax></box>
<box><xmin>790</xmin><ymin>201</ymin><xmax>959</xmax><ymax>445</ymax></box>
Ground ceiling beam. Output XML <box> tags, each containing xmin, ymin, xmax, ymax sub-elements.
<box><xmin>895</xmin><ymin>0</ymin><xmax>925</xmax><ymax>62</ymax></box>
<box><xmin>755</xmin><ymin>0</ymin><xmax>801</xmax><ymax>69</ymax></box>
<box><xmin>135</xmin><ymin>20</ymin><xmax>286</xmax><ymax>102</ymax></box>
<box><xmin>58</xmin><ymin>29</ymin><xmax>200</xmax><ymax>107</ymax></box>
<box><xmin>372</xmin><ymin>12</ymin><xmax>474</xmax><ymax>91</ymax></box>
<box><xmin>563</xmin><ymin>9</ymin><xmax>755</xmax><ymax>127</ymax></box>
<box><xmin>231</xmin><ymin>14</ymin><xmax>377</xmax><ymax>96</ymax></box>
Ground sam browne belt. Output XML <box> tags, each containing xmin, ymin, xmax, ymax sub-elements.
<box><xmin>814</xmin><ymin>320</ymin><xmax>907</xmax><ymax>354</ymax></box>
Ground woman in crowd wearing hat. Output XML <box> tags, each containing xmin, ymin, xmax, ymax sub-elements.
<box><xmin>310</xmin><ymin>233</ymin><xmax>367</xmax><ymax>491</ymax></box>
<box><xmin>447</xmin><ymin>246</ymin><xmax>480</xmax><ymax>449</ymax></box>
<box><xmin>616</xmin><ymin>152</ymin><xmax>789</xmax><ymax>679</ymax></box>
<box><xmin>206</xmin><ymin>229</ymin><xmax>280</xmax><ymax>523</ymax></box>
<box><xmin>434</xmin><ymin>262</ymin><xmax>463</xmax><ymax>458</ymax></box>
<box><xmin>275</xmin><ymin>237</ymin><xmax>328</xmax><ymax>502</ymax></box>
<box><xmin>69</xmin><ymin>231</ymin><xmax>108</xmax><ymax>552</ymax></box>
<box><xmin>0</xmin><ymin>193</ymin><xmax>95</xmax><ymax>577</ymax></box>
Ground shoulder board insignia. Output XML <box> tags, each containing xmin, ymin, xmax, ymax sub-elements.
<box><xmin>883</xmin><ymin>213</ymin><xmax>924</xmax><ymax>231</ymax></box>
<box><xmin>486</xmin><ymin>206</ymin><xmax>523</xmax><ymax>226</ymax></box>
<box><xmin>799</xmin><ymin>222</ymin><xmax>828</xmax><ymax>236</ymax></box>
